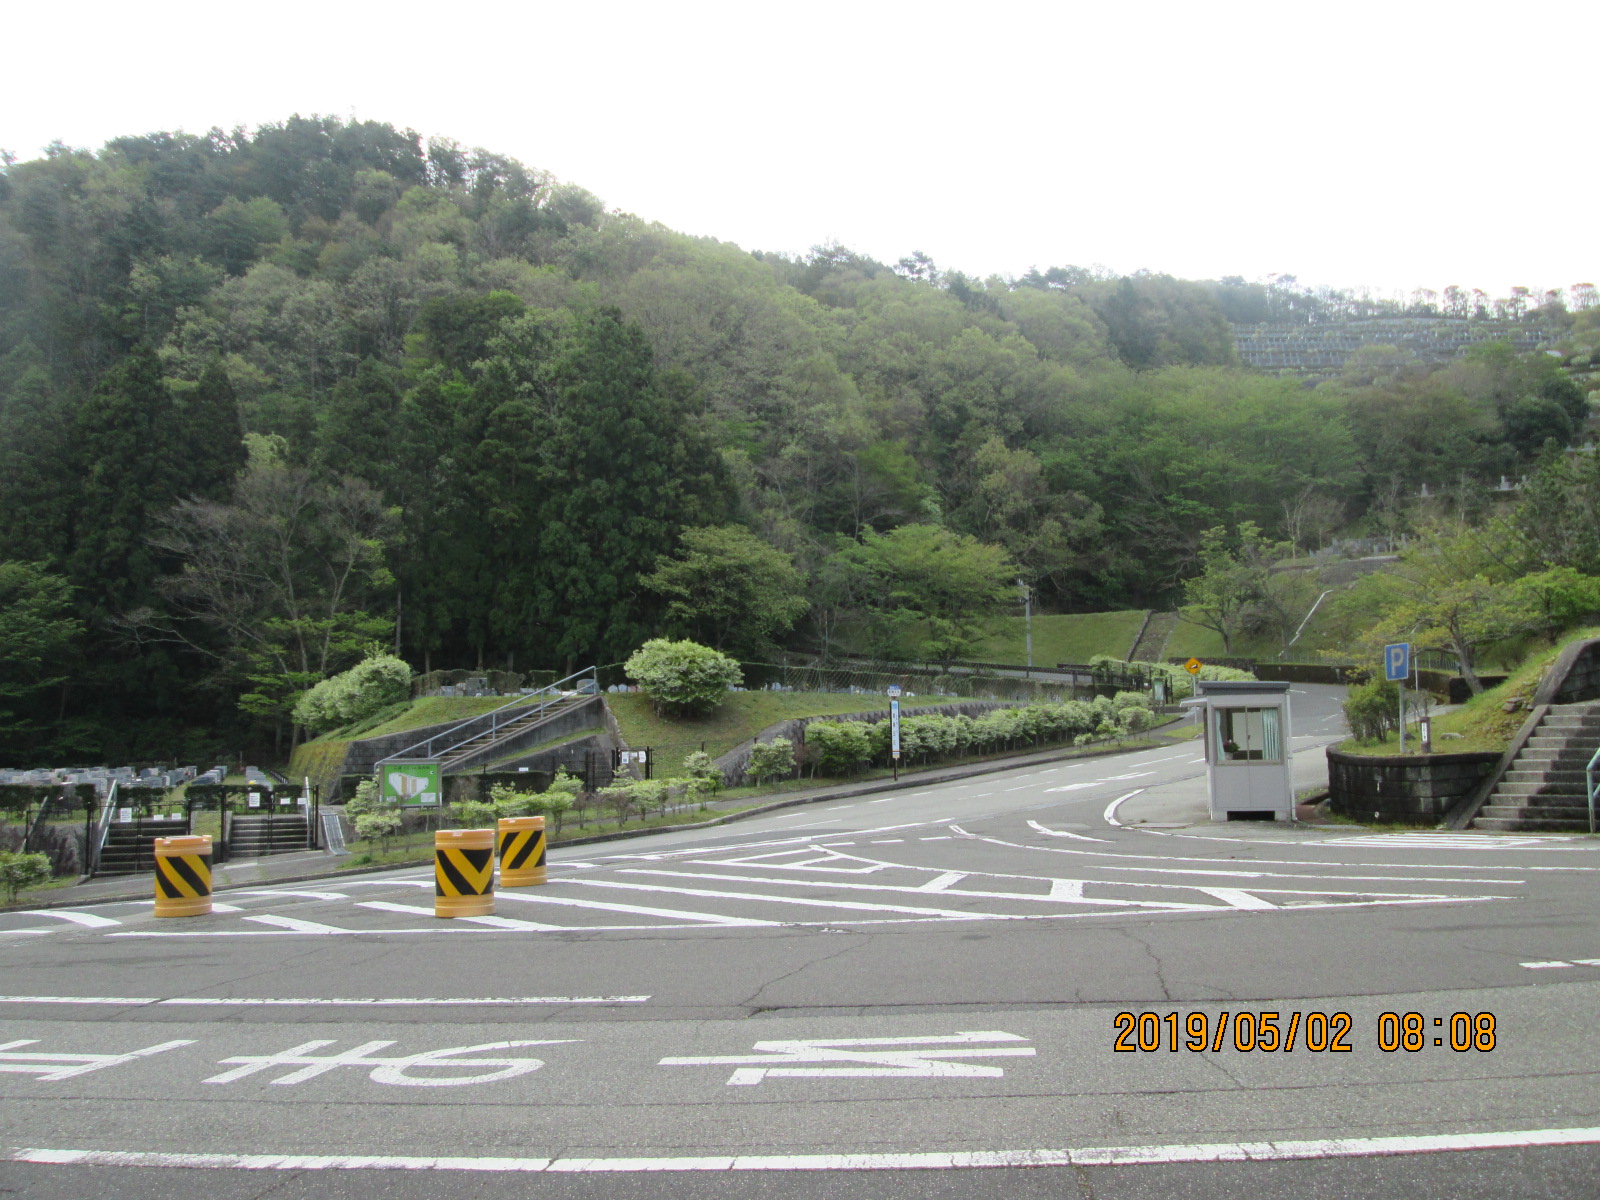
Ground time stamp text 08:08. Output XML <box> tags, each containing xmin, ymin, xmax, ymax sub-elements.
<box><xmin>1113</xmin><ymin>1011</ymin><xmax>1498</xmax><ymax>1053</ymax></box>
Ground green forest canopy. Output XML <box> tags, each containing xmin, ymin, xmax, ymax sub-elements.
<box><xmin>0</xmin><ymin>116</ymin><xmax>1595</xmax><ymax>763</ymax></box>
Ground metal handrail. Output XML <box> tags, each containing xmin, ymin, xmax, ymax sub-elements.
<box><xmin>1587</xmin><ymin>745</ymin><xmax>1599</xmax><ymax>835</ymax></box>
<box><xmin>376</xmin><ymin>666</ymin><xmax>598</xmax><ymax>769</ymax></box>
<box><xmin>87</xmin><ymin>780</ymin><xmax>119</xmax><ymax>877</ymax></box>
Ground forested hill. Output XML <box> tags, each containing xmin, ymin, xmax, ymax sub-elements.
<box><xmin>0</xmin><ymin>116</ymin><xmax>1594</xmax><ymax>762</ymax></box>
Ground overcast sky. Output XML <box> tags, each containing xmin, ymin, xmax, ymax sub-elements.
<box><xmin>5</xmin><ymin>0</ymin><xmax>1595</xmax><ymax>299</ymax></box>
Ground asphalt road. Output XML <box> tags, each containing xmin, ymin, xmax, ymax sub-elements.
<box><xmin>3</xmin><ymin>684</ymin><xmax>1598</xmax><ymax>1198</ymax></box>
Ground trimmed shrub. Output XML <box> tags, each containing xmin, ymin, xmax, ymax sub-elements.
<box><xmin>624</xmin><ymin>639</ymin><xmax>742</xmax><ymax>717</ymax></box>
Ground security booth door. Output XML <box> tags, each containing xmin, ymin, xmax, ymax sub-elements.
<box><xmin>1214</xmin><ymin>706</ymin><xmax>1283</xmax><ymax>763</ymax></box>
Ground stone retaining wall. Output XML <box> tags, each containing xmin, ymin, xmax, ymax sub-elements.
<box><xmin>1326</xmin><ymin>748</ymin><xmax>1500</xmax><ymax>824</ymax></box>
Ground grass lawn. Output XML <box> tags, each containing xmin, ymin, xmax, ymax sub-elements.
<box><xmin>605</xmin><ymin>691</ymin><xmax>965</xmax><ymax>767</ymax></box>
<box><xmin>973</xmin><ymin>611</ymin><xmax>1148</xmax><ymax>665</ymax></box>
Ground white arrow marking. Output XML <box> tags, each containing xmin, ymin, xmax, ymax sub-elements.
<box><xmin>660</xmin><ymin>1031</ymin><xmax>1035</xmax><ymax>1085</ymax></box>
<box><xmin>1028</xmin><ymin>820</ymin><xmax>1110</xmax><ymax>843</ymax></box>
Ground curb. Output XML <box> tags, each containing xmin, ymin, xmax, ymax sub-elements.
<box><xmin>7</xmin><ymin>731</ymin><xmax>1193</xmax><ymax>910</ymax></box>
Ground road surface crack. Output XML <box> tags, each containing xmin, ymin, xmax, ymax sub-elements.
<box><xmin>738</xmin><ymin>935</ymin><xmax>868</xmax><ymax>1014</ymax></box>
<box><xmin>1120</xmin><ymin>927</ymin><xmax>1173</xmax><ymax>1002</ymax></box>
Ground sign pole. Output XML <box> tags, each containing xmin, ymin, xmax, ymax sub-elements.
<box><xmin>888</xmin><ymin>686</ymin><xmax>902</xmax><ymax>781</ymax></box>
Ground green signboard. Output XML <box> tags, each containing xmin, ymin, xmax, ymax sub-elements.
<box><xmin>382</xmin><ymin>760</ymin><xmax>441</xmax><ymax>807</ymax></box>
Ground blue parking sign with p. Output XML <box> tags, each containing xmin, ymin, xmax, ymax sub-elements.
<box><xmin>1384</xmin><ymin>643</ymin><xmax>1411</xmax><ymax>682</ymax></box>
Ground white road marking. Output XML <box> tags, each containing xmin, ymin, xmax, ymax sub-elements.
<box><xmin>244</xmin><ymin>914</ymin><xmax>347</xmax><ymax>934</ymax></box>
<box><xmin>204</xmin><ymin>1038</ymin><xmax>577</xmax><ymax>1087</ymax></box>
<box><xmin>917</xmin><ymin>872</ymin><xmax>967</xmax><ymax>892</ymax></box>
<box><xmin>231</xmin><ymin>889</ymin><xmax>350</xmax><ymax>901</ymax></box>
<box><xmin>494</xmin><ymin>889</ymin><xmax>783</xmax><ymax>927</ymax></box>
<box><xmin>1102</xmin><ymin>790</ymin><xmax>1144</xmax><ymax>826</ymax></box>
<box><xmin>565</xmin><ymin>877</ymin><xmax>1044</xmax><ymax>920</ymax></box>
<box><xmin>660</xmin><ymin>1031</ymin><xmax>1034</xmax><ymax>1084</ymax></box>
<box><xmin>357</xmin><ymin>902</ymin><xmax>562</xmax><ymax>931</ymax></box>
<box><xmin>17</xmin><ymin>1127</ymin><xmax>1600</xmax><ymax>1172</ymax></box>
<box><xmin>0</xmin><ymin>1038</ymin><xmax>194</xmax><ymax>1081</ymax></box>
<box><xmin>1028</xmin><ymin>820</ymin><xmax>1110</xmax><ymax>844</ymax></box>
<box><xmin>1521</xmin><ymin>959</ymin><xmax>1600</xmax><ymax>969</ymax></box>
<box><xmin>615</xmin><ymin>868</ymin><xmax>1207</xmax><ymax>912</ymax></box>
<box><xmin>0</xmin><ymin>994</ymin><xmax>648</xmax><ymax>1006</ymax></box>
<box><xmin>1193</xmin><ymin>887</ymin><xmax>1277</xmax><ymax>910</ymax></box>
<box><xmin>16</xmin><ymin>910</ymin><xmax>121</xmax><ymax>928</ymax></box>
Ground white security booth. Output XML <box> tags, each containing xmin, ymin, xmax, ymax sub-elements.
<box><xmin>1184</xmin><ymin>680</ymin><xmax>1294</xmax><ymax>821</ymax></box>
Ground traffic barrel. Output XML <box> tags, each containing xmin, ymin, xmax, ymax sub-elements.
<box><xmin>153</xmin><ymin>835</ymin><xmax>213</xmax><ymax>917</ymax></box>
<box><xmin>497</xmin><ymin>815</ymin><xmax>547</xmax><ymax>887</ymax></box>
<box><xmin>435</xmin><ymin>828</ymin><xmax>495</xmax><ymax>917</ymax></box>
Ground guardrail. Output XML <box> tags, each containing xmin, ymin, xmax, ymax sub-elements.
<box><xmin>375</xmin><ymin>666</ymin><xmax>598</xmax><ymax>771</ymax></box>
<box><xmin>87</xmin><ymin>780</ymin><xmax>119</xmax><ymax>877</ymax></box>
<box><xmin>1587</xmin><ymin>745</ymin><xmax>1599</xmax><ymax>834</ymax></box>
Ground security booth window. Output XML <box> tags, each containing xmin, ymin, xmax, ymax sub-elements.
<box><xmin>1215</xmin><ymin>706</ymin><xmax>1282</xmax><ymax>762</ymax></box>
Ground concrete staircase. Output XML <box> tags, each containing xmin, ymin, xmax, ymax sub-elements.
<box><xmin>437</xmin><ymin>693</ymin><xmax>596</xmax><ymax>773</ymax></box>
<box><xmin>1130</xmin><ymin>612</ymin><xmax>1178</xmax><ymax>663</ymax></box>
<box><xmin>227</xmin><ymin>814</ymin><xmax>310</xmax><ymax>858</ymax></box>
<box><xmin>96</xmin><ymin>818</ymin><xmax>191</xmax><ymax>875</ymax></box>
<box><xmin>1471</xmin><ymin>702</ymin><xmax>1600</xmax><ymax>832</ymax></box>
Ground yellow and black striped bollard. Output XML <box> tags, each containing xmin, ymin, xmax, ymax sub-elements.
<box><xmin>497</xmin><ymin>815</ymin><xmax>547</xmax><ymax>887</ymax></box>
<box><xmin>435</xmin><ymin>828</ymin><xmax>495</xmax><ymax>918</ymax></box>
<box><xmin>153</xmin><ymin>835</ymin><xmax>213</xmax><ymax>917</ymax></box>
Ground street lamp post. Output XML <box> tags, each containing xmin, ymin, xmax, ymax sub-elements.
<box><xmin>1017</xmin><ymin>579</ymin><xmax>1033</xmax><ymax>676</ymax></box>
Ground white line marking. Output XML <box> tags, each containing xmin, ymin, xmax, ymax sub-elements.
<box><xmin>494</xmin><ymin>890</ymin><xmax>782</xmax><ymax>927</ymax></box>
<box><xmin>1193</xmin><ymin>887</ymin><xmax>1277</xmax><ymax>910</ymax></box>
<box><xmin>1050</xmin><ymin>879</ymin><xmax>1085</xmax><ymax>900</ymax></box>
<box><xmin>918</xmin><ymin>872</ymin><xmax>967</xmax><ymax>892</ymax></box>
<box><xmin>616</xmin><ymin>869</ymin><xmax>1206</xmax><ymax>912</ymax></box>
<box><xmin>567</xmin><ymin>877</ymin><xmax>1035</xmax><ymax>920</ymax></box>
<box><xmin>16</xmin><ymin>910</ymin><xmax>121</xmax><ymax>928</ymax></box>
<box><xmin>1028</xmin><ymin>820</ymin><xmax>1110</xmax><ymax>844</ymax></box>
<box><xmin>0</xmin><ymin>994</ymin><xmax>647</xmax><ymax>1006</ymax></box>
<box><xmin>1521</xmin><ymin>959</ymin><xmax>1600</xmax><ymax>969</ymax></box>
<box><xmin>231</xmin><ymin>889</ymin><xmax>350</xmax><ymax>901</ymax></box>
<box><xmin>11</xmin><ymin>1127</ymin><xmax>1600</xmax><ymax>1172</ymax></box>
<box><xmin>357</xmin><ymin>901</ymin><xmax>563</xmax><ymax>931</ymax></box>
<box><xmin>0</xmin><ymin>995</ymin><xmax>159</xmax><ymax>1005</ymax></box>
<box><xmin>244</xmin><ymin>914</ymin><xmax>347</xmax><ymax>934</ymax></box>
<box><xmin>1103</xmin><ymin>790</ymin><xmax>1144</xmax><ymax>826</ymax></box>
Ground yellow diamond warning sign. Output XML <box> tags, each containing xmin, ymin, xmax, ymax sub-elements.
<box><xmin>1184</xmin><ymin>657</ymin><xmax>1203</xmax><ymax>675</ymax></box>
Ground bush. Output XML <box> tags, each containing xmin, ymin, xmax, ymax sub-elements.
<box><xmin>453</xmin><ymin>798</ymin><xmax>499</xmax><ymax>828</ymax></box>
<box><xmin>624</xmin><ymin>638</ymin><xmax>742</xmax><ymax>717</ymax></box>
<box><xmin>746</xmin><ymin>737</ymin><xmax>795</xmax><ymax>784</ymax></box>
<box><xmin>343</xmin><ymin>776</ymin><xmax>385</xmax><ymax>819</ymax></box>
<box><xmin>805</xmin><ymin>721</ymin><xmax>874</xmax><ymax>775</ymax></box>
<box><xmin>1344</xmin><ymin>678</ymin><xmax>1399</xmax><ymax>743</ymax></box>
<box><xmin>352</xmin><ymin>810</ymin><xmax>403</xmax><ymax>855</ymax></box>
<box><xmin>294</xmin><ymin>650</ymin><xmax>413</xmax><ymax>734</ymax></box>
<box><xmin>0</xmin><ymin>850</ymin><xmax>52</xmax><ymax>902</ymax></box>
<box><xmin>681</xmin><ymin>750</ymin><xmax>725</xmax><ymax>794</ymax></box>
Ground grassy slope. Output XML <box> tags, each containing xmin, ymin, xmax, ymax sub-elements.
<box><xmin>605</xmin><ymin>691</ymin><xmax>964</xmax><ymax>767</ymax></box>
<box><xmin>288</xmin><ymin>696</ymin><xmax>531</xmax><ymax>784</ymax></box>
<box><xmin>973</xmin><ymin>611</ymin><xmax>1148</xmax><ymax>665</ymax></box>
<box><xmin>1336</xmin><ymin>627</ymin><xmax>1600</xmax><ymax>756</ymax></box>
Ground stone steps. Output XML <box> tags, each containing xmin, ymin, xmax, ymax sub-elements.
<box><xmin>1470</xmin><ymin>700</ymin><xmax>1600</xmax><ymax>832</ymax></box>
